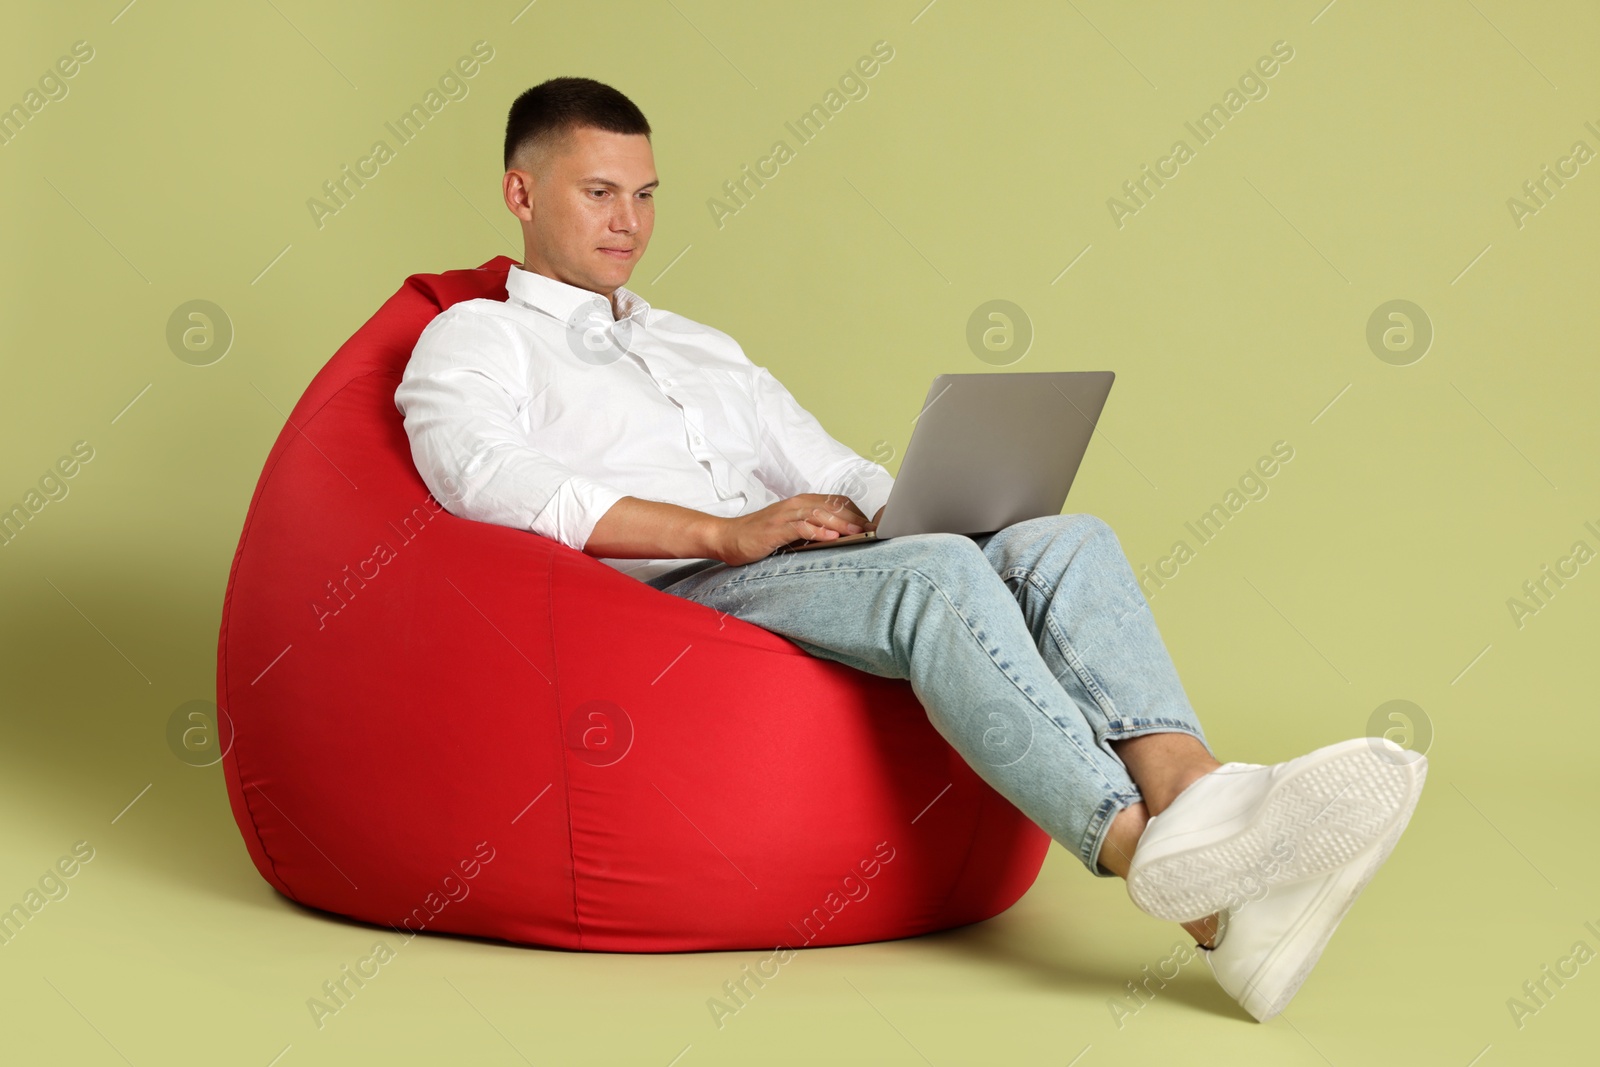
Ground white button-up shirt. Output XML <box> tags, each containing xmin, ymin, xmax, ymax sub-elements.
<box><xmin>394</xmin><ymin>264</ymin><xmax>895</xmax><ymax>584</ymax></box>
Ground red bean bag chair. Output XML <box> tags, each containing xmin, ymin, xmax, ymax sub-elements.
<box><xmin>214</xmin><ymin>253</ymin><xmax>1050</xmax><ymax>951</ymax></box>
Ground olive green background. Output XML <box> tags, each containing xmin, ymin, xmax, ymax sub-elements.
<box><xmin>2</xmin><ymin>0</ymin><xmax>1596</xmax><ymax>1063</ymax></box>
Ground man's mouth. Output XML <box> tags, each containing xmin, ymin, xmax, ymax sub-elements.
<box><xmin>599</xmin><ymin>247</ymin><xmax>634</xmax><ymax>259</ymax></box>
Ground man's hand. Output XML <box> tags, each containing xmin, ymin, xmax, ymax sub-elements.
<box><xmin>714</xmin><ymin>493</ymin><xmax>876</xmax><ymax>567</ymax></box>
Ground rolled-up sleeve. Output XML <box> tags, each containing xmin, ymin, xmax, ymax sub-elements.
<box><xmin>394</xmin><ymin>311</ymin><xmax>628</xmax><ymax>552</ymax></box>
<box><xmin>749</xmin><ymin>363</ymin><xmax>895</xmax><ymax>520</ymax></box>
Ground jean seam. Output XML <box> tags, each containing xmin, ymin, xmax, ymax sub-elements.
<box><xmin>1006</xmin><ymin>559</ymin><xmax>1210</xmax><ymax>815</ymax></box>
<box><xmin>1105</xmin><ymin>718</ymin><xmax>1203</xmax><ymax>731</ymax></box>
<box><xmin>1082</xmin><ymin>789</ymin><xmax>1141</xmax><ymax>875</ymax></box>
<box><xmin>1011</xmin><ymin>565</ymin><xmax>1131</xmax><ymax>749</ymax></box>
<box><xmin>917</xmin><ymin>563</ymin><xmax>1132</xmax><ymax>801</ymax></box>
<box><xmin>1103</xmin><ymin>720</ymin><xmax>1212</xmax><ymax>754</ymax></box>
<box><xmin>1012</xmin><ymin>562</ymin><xmax>1123</xmax><ymax>725</ymax></box>
<box><xmin>722</xmin><ymin>557</ymin><xmax>887</xmax><ymax>587</ymax></box>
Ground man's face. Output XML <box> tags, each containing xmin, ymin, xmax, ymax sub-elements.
<box><xmin>509</xmin><ymin>126</ymin><xmax>657</xmax><ymax>301</ymax></box>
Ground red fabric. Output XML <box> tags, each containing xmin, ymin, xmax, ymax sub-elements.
<box><xmin>214</xmin><ymin>254</ymin><xmax>1050</xmax><ymax>951</ymax></box>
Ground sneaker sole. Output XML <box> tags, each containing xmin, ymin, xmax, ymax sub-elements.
<box><xmin>1128</xmin><ymin>739</ymin><xmax>1426</xmax><ymax>922</ymax></box>
<box><xmin>1241</xmin><ymin>764</ymin><xmax>1425</xmax><ymax>1022</ymax></box>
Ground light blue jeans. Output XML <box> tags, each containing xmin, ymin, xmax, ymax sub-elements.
<box><xmin>644</xmin><ymin>514</ymin><xmax>1211</xmax><ymax>876</ymax></box>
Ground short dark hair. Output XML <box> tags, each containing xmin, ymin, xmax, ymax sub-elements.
<box><xmin>503</xmin><ymin>77</ymin><xmax>651</xmax><ymax>171</ymax></box>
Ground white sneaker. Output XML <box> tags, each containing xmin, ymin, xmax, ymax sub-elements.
<box><xmin>1126</xmin><ymin>737</ymin><xmax>1427</xmax><ymax>922</ymax></box>
<box><xmin>1200</xmin><ymin>795</ymin><xmax>1420</xmax><ymax>1022</ymax></box>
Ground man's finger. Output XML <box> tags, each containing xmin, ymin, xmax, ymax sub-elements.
<box><xmin>806</xmin><ymin>505</ymin><xmax>859</xmax><ymax>531</ymax></box>
<box><xmin>820</xmin><ymin>497</ymin><xmax>869</xmax><ymax>525</ymax></box>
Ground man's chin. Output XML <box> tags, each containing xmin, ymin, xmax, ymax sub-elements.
<box><xmin>596</xmin><ymin>265</ymin><xmax>636</xmax><ymax>291</ymax></box>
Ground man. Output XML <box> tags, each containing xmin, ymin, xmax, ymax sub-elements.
<box><xmin>394</xmin><ymin>77</ymin><xmax>1426</xmax><ymax>1022</ymax></box>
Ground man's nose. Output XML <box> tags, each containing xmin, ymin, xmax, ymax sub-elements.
<box><xmin>611</xmin><ymin>199</ymin><xmax>638</xmax><ymax>233</ymax></box>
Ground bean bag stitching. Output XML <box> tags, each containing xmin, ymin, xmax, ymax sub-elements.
<box><xmin>214</xmin><ymin>523</ymin><xmax>296</xmax><ymax>900</ymax></box>
<box><xmin>549</xmin><ymin>552</ymin><xmax>588</xmax><ymax>948</ymax></box>
<box><xmin>215</xmin><ymin>614</ymin><xmax>301</xmax><ymax>904</ymax></box>
<box><xmin>933</xmin><ymin>779</ymin><xmax>987</xmax><ymax>921</ymax></box>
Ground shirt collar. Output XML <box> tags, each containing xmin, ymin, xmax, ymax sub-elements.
<box><xmin>505</xmin><ymin>263</ymin><xmax>652</xmax><ymax>326</ymax></box>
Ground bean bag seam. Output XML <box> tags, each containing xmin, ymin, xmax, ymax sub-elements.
<box><xmin>933</xmin><ymin>779</ymin><xmax>987</xmax><ymax>920</ymax></box>
<box><xmin>550</xmin><ymin>550</ymin><xmax>588</xmax><ymax>949</ymax></box>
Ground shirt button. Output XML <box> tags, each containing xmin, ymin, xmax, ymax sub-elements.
<box><xmin>662</xmin><ymin>378</ymin><xmax>675</xmax><ymax>387</ymax></box>
<box><xmin>691</xmin><ymin>434</ymin><xmax>703</xmax><ymax>445</ymax></box>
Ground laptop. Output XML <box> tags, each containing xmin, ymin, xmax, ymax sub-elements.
<box><xmin>775</xmin><ymin>370</ymin><xmax>1116</xmax><ymax>552</ymax></box>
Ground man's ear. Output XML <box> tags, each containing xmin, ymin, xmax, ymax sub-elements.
<box><xmin>503</xmin><ymin>170</ymin><xmax>532</xmax><ymax>221</ymax></box>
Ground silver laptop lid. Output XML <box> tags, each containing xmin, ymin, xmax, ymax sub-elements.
<box><xmin>873</xmin><ymin>370</ymin><xmax>1115</xmax><ymax>539</ymax></box>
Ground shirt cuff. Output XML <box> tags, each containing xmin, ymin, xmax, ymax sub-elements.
<box><xmin>533</xmin><ymin>474</ymin><xmax>630</xmax><ymax>552</ymax></box>
<box><xmin>831</xmin><ymin>462</ymin><xmax>895</xmax><ymax>522</ymax></box>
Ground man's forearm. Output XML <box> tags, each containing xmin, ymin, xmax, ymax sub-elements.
<box><xmin>583</xmin><ymin>496</ymin><xmax>724</xmax><ymax>561</ymax></box>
